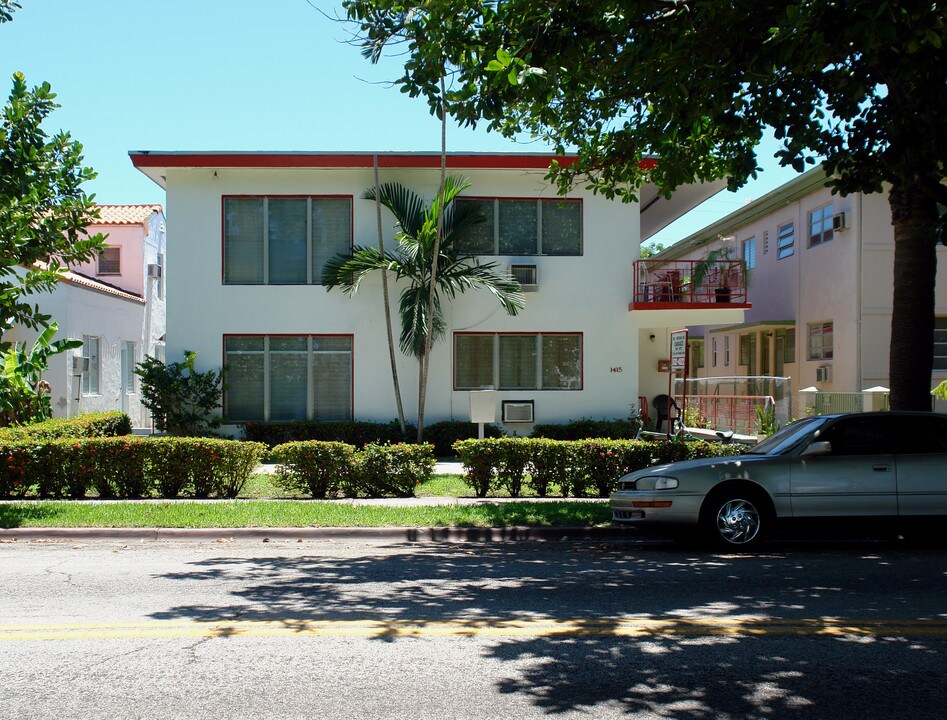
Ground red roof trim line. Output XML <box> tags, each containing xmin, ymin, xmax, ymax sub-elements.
<box><xmin>130</xmin><ymin>153</ymin><xmax>581</xmax><ymax>170</ymax></box>
<box><xmin>130</xmin><ymin>152</ymin><xmax>660</xmax><ymax>173</ymax></box>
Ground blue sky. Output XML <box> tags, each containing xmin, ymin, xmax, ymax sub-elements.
<box><xmin>1</xmin><ymin>1</ymin><xmax>802</xmax><ymax>245</ymax></box>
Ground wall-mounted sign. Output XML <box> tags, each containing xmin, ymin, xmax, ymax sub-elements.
<box><xmin>658</xmin><ymin>359</ymin><xmax>670</xmax><ymax>372</ymax></box>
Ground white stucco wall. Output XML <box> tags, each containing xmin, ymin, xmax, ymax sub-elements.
<box><xmin>164</xmin><ymin>165</ymin><xmax>642</xmax><ymax>434</ymax></box>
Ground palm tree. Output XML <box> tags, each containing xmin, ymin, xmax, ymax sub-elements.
<box><xmin>322</xmin><ymin>175</ymin><xmax>524</xmax><ymax>440</ymax></box>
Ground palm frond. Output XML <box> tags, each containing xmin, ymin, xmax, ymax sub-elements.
<box><xmin>362</xmin><ymin>182</ymin><xmax>426</xmax><ymax>237</ymax></box>
<box><xmin>321</xmin><ymin>246</ymin><xmax>404</xmax><ymax>295</ymax></box>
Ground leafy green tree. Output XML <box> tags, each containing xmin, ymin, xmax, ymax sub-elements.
<box><xmin>1</xmin><ymin>71</ymin><xmax>106</xmax><ymax>335</ymax></box>
<box><xmin>0</xmin><ymin>322</ymin><xmax>81</xmax><ymax>426</ymax></box>
<box><xmin>135</xmin><ymin>351</ymin><xmax>223</xmax><ymax>436</ymax></box>
<box><xmin>344</xmin><ymin>0</ymin><xmax>946</xmax><ymax>410</ymax></box>
<box><xmin>323</xmin><ymin>176</ymin><xmax>524</xmax><ymax>440</ymax></box>
<box><xmin>640</xmin><ymin>242</ymin><xmax>666</xmax><ymax>260</ymax></box>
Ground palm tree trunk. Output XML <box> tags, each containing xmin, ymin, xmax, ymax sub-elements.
<box><xmin>888</xmin><ymin>182</ymin><xmax>938</xmax><ymax>410</ymax></box>
<box><xmin>416</xmin><ymin>75</ymin><xmax>449</xmax><ymax>443</ymax></box>
<box><xmin>373</xmin><ymin>155</ymin><xmax>406</xmax><ymax>434</ymax></box>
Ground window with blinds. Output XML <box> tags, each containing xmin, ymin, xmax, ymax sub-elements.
<box><xmin>807</xmin><ymin>321</ymin><xmax>834</xmax><ymax>360</ymax></box>
<box><xmin>98</xmin><ymin>247</ymin><xmax>121</xmax><ymax>275</ymax></box>
<box><xmin>777</xmin><ymin>221</ymin><xmax>795</xmax><ymax>259</ymax></box>
<box><xmin>454</xmin><ymin>198</ymin><xmax>582</xmax><ymax>256</ymax></box>
<box><xmin>454</xmin><ymin>333</ymin><xmax>582</xmax><ymax>390</ymax></box>
<box><xmin>223</xmin><ymin>335</ymin><xmax>353</xmax><ymax>422</ymax></box>
<box><xmin>223</xmin><ymin>197</ymin><xmax>352</xmax><ymax>285</ymax></box>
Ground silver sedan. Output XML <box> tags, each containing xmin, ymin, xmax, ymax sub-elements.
<box><xmin>610</xmin><ymin>411</ymin><xmax>947</xmax><ymax>547</ymax></box>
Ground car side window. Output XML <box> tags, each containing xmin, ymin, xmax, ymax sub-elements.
<box><xmin>895</xmin><ymin>415</ymin><xmax>947</xmax><ymax>455</ymax></box>
<box><xmin>821</xmin><ymin>417</ymin><xmax>897</xmax><ymax>456</ymax></box>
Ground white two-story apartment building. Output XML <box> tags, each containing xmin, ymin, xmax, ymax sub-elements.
<box><xmin>131</xmin><ymin>151</ymin><xmax>740</xmax><ymax>434</ymax></box>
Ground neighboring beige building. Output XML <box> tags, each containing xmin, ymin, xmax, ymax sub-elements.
<box><xmin>651</xmin><ymin>166</ymin><xmax>947</xmax><ymax>419</ymax></box>
<box><xmin>4</xmin><ymin>205</ymin><xmax>167</xmax><ymax>428</ymax></box>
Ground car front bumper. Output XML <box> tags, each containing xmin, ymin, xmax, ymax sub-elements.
<box><xmin>609</xmin><ymin>491</ymin><xmax>706</xmax><ymax>525</ymax></box>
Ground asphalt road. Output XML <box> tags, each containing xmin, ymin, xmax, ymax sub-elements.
<box><xmin>1</xmin><ymin>535</ymin><xmax>945</xmax><ymax>719</ymax></box>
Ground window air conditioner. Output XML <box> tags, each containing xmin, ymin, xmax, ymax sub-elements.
<box><xmin>816</xmin><ymin>365</ymin><xmax>832</xmax><ymax>382</ymax></box>
<box><xmin>147</xmin><ymin>263</ymin><xmax>163</xmax><ymax>278</ymax></box>
<box><xmin>502</xmin><ymin>400</ymin><xmax>535</xmax><ymax>423</ymax></box>
<box><xmin>832</xmin><ymin>212</ymin><xmax>847</xmax><ymax>232</ymax></box>
<box><xmin>72</xmin><ymin>355</ymin><xmax>90</xmax><ymax>375</ymax></box>
<box><xmin>509</xmin><ymin>264</ymin><xmax>538</xmax><ymax>291</ymax></box>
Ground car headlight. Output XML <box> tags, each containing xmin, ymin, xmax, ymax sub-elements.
<box><xmin>633</xmin><ymin>475</ymin><xmax>679</xmax><ymax>491</ymax></box>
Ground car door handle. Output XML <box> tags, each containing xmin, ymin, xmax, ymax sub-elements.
<box><xmin>872</xmin><ymin>465</ymin><xmax>892</xmax><ymax>472</ymax></box>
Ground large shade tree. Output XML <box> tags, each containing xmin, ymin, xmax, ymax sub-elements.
<box><xmin>344</xmin><ymin>0</ymin><xmax>946</xmax><ymax>410</ymax></box>
<box><xmin>323</xmin><ymin>176</ymin><xmax>524</xmax><ymax>440</ymax></box>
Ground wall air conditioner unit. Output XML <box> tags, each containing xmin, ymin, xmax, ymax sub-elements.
<box><xmin>816</xmin><ymin>365</ymin><xmax>832</xmax><ymax>382</ymax></box>
<box><xmin>509</xmin><ymin>264</ymin><xmax>538</xmax><ymax>291</ymax></box>
<box><xmin>72</xmin><ymin>355</ymin><xmax>90</xmax><ymax>375</ymax></box>
<box><xmin>147</xmin><ymin>263</ymin><xmax>163</xmax><ymax>278</ymax></box>
<box><xmin>832</xmin><ymin>212</ymin><xmax>847</xmax><ymax>232</ymax></box>
<box><xmin>502</xmin><ymin>400</ymin><xmax>535</xmax><ymax>423</ymax></box>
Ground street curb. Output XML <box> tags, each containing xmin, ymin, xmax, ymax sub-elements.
<box><xmin>0</xmin><ymin>525</ymin><xmax>644</xmax><ymax>543</ymax></box>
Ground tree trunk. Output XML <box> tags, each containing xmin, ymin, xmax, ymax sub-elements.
<box><xmin>373</xmin><ymin>155</ymin><xmax>406</xmax><ymax>435</ymax></box>
<box><xmin>887</xmin><ymin>183</ymin><xmax>938</xmax><ymax>411</ymax></box>
<box><xmin>417</xmin><ymin>75</ymin><xmax>448</xmax><ymax>443</ymax></box>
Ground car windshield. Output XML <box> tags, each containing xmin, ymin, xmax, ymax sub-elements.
<box><xmin>747</xmin><ymin>416</ymin><xmax>834</xmax><ymax>456</ymax></box>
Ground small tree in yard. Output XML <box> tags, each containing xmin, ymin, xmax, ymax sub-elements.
<box><xmin>344</xmin><ymin>0</ymin><xmax>946</xmax><ymax>411</ymax></box>
<box><xmin>135</xmin><ymin>351</ymin><xmax>223</xmax><ymax>436</ymax></box>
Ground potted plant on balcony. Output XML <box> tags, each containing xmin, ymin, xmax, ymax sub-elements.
<box><xmin>691</xmin><ymin>246</ymin><xmax>740</xmax><ymax>303</ymax></box>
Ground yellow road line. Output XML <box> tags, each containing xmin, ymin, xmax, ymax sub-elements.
<box><xmin>1</xmin><ymin>617</ymin><xmax>946</xmax><ymax>641</ymax></box>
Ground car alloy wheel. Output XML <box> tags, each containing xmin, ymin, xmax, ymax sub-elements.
<box><xmin>714</xmin><ymin>497</ymin><xmax>762</xmax><ymax>546</ymax></box>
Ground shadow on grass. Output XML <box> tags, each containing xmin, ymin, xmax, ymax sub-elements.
<box><xmin>0</xmin><ymin>503</ymin><xmax>71</xmax><ymax>528</ymax></box>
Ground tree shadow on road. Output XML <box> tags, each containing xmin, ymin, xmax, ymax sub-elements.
<box><xmin>147</xmin><ymin>540</ymin><xmax>947</xmax><ymax>718</ymax></box>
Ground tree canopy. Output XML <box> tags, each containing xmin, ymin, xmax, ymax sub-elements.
<box><xmin>0</xmin><ymin>71</ymin><xmax>105</xmax><ymax>336</ymax></box>
<box><xmin>344</xmin><ymin>0</ymin><xmax>946</xmax><ymax>409</ymax></box>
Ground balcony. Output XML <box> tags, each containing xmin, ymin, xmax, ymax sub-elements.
<box><xmin>631</xmin><ymin>259</ymin><xmax>750</xmax><ymax>309</ymax></box>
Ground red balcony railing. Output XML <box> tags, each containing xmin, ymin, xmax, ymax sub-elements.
<box><xmin>632</xmin><ymin>259</ymin><xmax>750</xmax><ymax>309</ymax></box>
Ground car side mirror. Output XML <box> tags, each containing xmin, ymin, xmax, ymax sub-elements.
<box><xmin>802</xmin><ymin>441</ymin><xmax>832</xmax><ymax>457</ymax></box>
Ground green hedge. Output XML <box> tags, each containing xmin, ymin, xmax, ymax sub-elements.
<box><xmin>453</xmin><ymin>437</ymin><xmax>744</xmax><ymax>497</ymax></box>
<box><xmin>271</xmin><ymin>440</ymin><xmax>435</xmax><ymax>498</ymax></box>
<box><xmin>421</xmin><ymin>421</ymin><xmax>504</xmax><ymax>456</ymax></box>
<box><xmin>530</xmin><ymin>418</ymin><xmax>641</xmax><ymax>441</ymax></box>
<box><xmin>0</xmin><ymin>411</ymin><xmax>132</xmax><ymax>441</ymax></box>
<box><xmin>0</xmin><ymin>437</ymin><xmax>266</xmax><ymax>499</ymax></box>
<box><xmin>242</xmin><ymin>420</ymin><xmax>414</xmax><ymax>448</ymax></box>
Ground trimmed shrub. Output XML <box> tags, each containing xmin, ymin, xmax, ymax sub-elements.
<box><xmin>0</xmin><ymin>411</ymin><xmax>132</xmax><ymax>441</ymax></box>
<box><xmin>353</xmin><ymin>443</ymin><xmax>435</xmax><ymax>498</ymax></box>
<box><xmin>530</xmin><ymin>418</ymin><xmax>640</xmax><ymax>441</ymax></box>
<box><xmin>452</xmin><ymin>438</ymin><xmax>501</xmax><ymax>497</ymax></box>
<box><xmin>244</xmin><ymin>420</ymin><xmax>414</xmax><ymax>448</ymax></box>
<box><xmin>270</xmin><ymin>441</ymin><xmax>355</xmax><ymax>498</ymax></box>
<box><xmin>423</xmin><ymin>420</ymin><xmax>504</xmax><ymax>457</ymax></box>
<box><xmin>491</xmin><ymin>437</ymin><xmax>531</xmax><ymax>497</ymax></box>
<box><xmin>0</xmin><ymin>436</ymin><xmax>265</xmax><ymax>500</ymax></box>
<box><xmin>527</xmin><ymin>439</ymin><xmax>574</xmax><ymax>497</ymax></box>
<box><xmin>453</xmin><ymin>437</ymin><xmax>746</xmax><ymax>498</ymax></box>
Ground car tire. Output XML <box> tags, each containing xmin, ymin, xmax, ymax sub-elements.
<box><xmin>701</xmin><ymin>489</ymin><xmax>769</xmax><ymax>548</ymax></box>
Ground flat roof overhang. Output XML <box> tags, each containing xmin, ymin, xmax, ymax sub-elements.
<box><xmin>130</xmin><ymin>151</ymin><xmax>723</xmax><ymax>238</ymax></box>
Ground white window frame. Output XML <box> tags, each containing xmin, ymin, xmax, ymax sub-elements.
<box><xmin>82</xmin><ymin>335</ymin><xmax>101</xmax><ymax>395</ymax></box>
<box><xmin>742</xmin><ymin>237</ymin><xmax>756</xmax><ymax>270</ymax></box>
<box><xmin>808</xmin><ymin>204</ymin><xmax>834</xmax><ymax>247</ymax></box>
<box><xmin>777</xmin><ymin>221</ymin><xmax>795</xmax><ymax>259</ymax></box>
<box><xmin>453</xmin><ymin>333</ymin><xmax>583</xmax><ymax>390</ymax></box>
<box><xmin>807</xmin><ymin>321</ymin><xmax>834</xmax><ymax>360</ymax></box>
<box><xmin>455</xmin><ymin>198</ymin><xmax>583</xmax><ymax>256</ymax></box>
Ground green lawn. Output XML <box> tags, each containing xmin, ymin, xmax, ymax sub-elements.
<box><xmin>0</xmin><ymin>500</ymin><xmax>611</xmax><ymax>529</ymax></box>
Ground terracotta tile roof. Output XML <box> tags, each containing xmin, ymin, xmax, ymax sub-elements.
<box><xmin>92</xmin><ymin>204</ymin><xmax>163</xmax><ymax>225</ymax></box>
